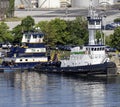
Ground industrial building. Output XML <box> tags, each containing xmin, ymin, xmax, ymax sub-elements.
<box><xmin>15</xmin><ymin>0</ymin><xmax>120</xmax><ymax>9</ymax></box>
<box><xmin>99</xmin><ymin>0</ymin><xmax>115</xmax><ymax>5</ymax></box>
<box><xmin>71</xmin><ymin>0</ymin><xmax>99</xmax><ymax>8</ymax></box>
<box><xmin>15</xmin><ymin>0</ymin><xmax>71</xmax><ymax>8</ymax></box>
<box><xmin>72</xmin><ymin>0</ymin><xmax>120</xmax><ymax>8</ymax></box>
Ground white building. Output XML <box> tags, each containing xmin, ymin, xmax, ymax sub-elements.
<box><xmin>71</xmin><ymin>0</ymin><xmax>99</xmax><ymax>8</ymax></box>
<box><xmin>38</xmin><ymin>0</ymin><xmax>60</xmax><ymax>8</ymax></box>
<box><xmin>15</xmin><ymin>0</ymin><xmax>119</xmax><ymax>9</ymax></box>
<box><xmin>99</xmin><ymin>0</ymin><xmax>115</xmax><ymax>5</ymax></box>
<box><xmin>38</xmin><ymin>0</ymin><xmax>71</xmax><ymax>8</ymax></box>
<box><xmin>15</xmin><ymin>0</ymin><xmax>71</xmax><ymax>8</ymax></box>
<box><xmin>71</xmin><ymin>0</ymin><xmax>119</xmax><ymax>8</ymax></box>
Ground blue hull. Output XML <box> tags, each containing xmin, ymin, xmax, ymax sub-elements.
<box><xmin>0</xmin><ymin>66</ymin><xmax>32</xmax><ymax>72</ymax></box>
<box><xmin>34</xmin><ymin>62</ymin><xmax>117</xmax><ymax>76</ymax></box>
<box><xmin>0</xmin><ymin>62</ymin><xmax>39</xmax><ymax>72</ymax></box>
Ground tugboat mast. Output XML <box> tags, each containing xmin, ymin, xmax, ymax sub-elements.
<box><xmin>87</xmin><ymin>0</ymin><xmax>102</xmax><ymax>45</ymax></box>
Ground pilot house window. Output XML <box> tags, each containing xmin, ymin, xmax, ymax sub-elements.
<box><xmin>33</xmin><ymin>35</ymin><xmax>37</xmax><ymax>38</ymax></box>
<box><xmin>89</xmin><ymin>21</ymin><xmax>94</xmax><ymax>25</ymax></box>
<box><xmin>96</xmin><ymin>21</ymin><xmax>100</xmax><ymax>25</ymax></box>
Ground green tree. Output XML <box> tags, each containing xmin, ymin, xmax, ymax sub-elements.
<box><xmin>105</xmin><ymin>35</ymin><xmax>111</xmax><ymax>46</ymax></box>
<box><xmin>110</xmin><ymin>27</ymin><xmax>120</xmax><ymax>50</ymax></box>
<box><xmin>7</xmin><ymin>0</ymin><xmax>15</xmax><ymax>18</ymax></box>
<box><xmin>12</xmin><ymin>17</ymin><xmax>89</xmax><ymax>46</ymax></box>
<box><xmin>36</xmin><ymin>18</ymin><xmax>68</xmax><ymax>46</ymax></box>
<box><xmin>12</xmin><ymin>24</ymin><xmax>23</xmax><ymax>44</ymax></box>
<box><xmin>35</xmin><ymin>20</ymin><xmax>55</xmax><ymax>46</ymax></box>
<box><xmin>49</xmin><ymin>18</ymin><xmax>67</xmax><ymax>45</ymax></box>
<box><xmin>0</xmin><ymin>22</ymin><xmax>13</xmax><ymax>43</ymax></box>
<box><xmin>36</xmin><ymin>17</ymin><xmax>88</xmax><ymax>46</ymax></box>
<box><xmin>11</xmin><ymin>16</ymin><xmax>35</xmax><ymax>44</ymax></box>
<box><xmin>21</xmin><ymin>16</ymin><xmax>35</xmax><ymax>31</ymax></box>
<box><xmin>114</xmin><ymin>18</ymin><xmax>120</xmax><ymax>23</ymax></box>
<box><xmin>35</xmin><ymin>21</ymin><xmax>49</xmax><ymax>32</ymax></box>
<box><xmin>66</xmin><ymin>17</ymin><xmax>88</xmax><ymax>45</ymax></box>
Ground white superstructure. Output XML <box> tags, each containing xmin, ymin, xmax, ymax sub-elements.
<box><xmin>22</xmin><ymin>32</ymin><xmax>44</xmax><ymax>43</ymax></box>
<box><xmin>60</xmin><ymin>2</ymin><xmax>109</xmax><ymax>67</ymax></box>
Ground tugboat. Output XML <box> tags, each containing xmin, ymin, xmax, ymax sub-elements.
<box><xmin>34</xmin><ymin>5</ymin><xmax>117</xmax><ymax>76</ymax></box>
<box><xmin>0</xmin><ymin>30</ymin><xmax>49</xmax><ymax>72</ymax></box>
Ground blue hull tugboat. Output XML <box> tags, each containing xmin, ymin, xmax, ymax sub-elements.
<box><xmin>34</xmin><ymin>4</ymin><xmax>117</xmax><ymax>76</ymax></box>
<box><xmin>0</xmin><ymin>30</ymin><xmax>49</xmax><ymax>72</ymax></box>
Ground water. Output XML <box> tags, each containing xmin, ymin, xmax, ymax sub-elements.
<box><xmin>0</xmin><ymin>72</ymin><xmax>120</xmax><ymax>107</ymax></box>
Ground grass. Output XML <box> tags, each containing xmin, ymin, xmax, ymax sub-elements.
<box><xmin>2</xmin><ymin>17</ymin><xmax>23</xmax><ymax>22</ymax></box>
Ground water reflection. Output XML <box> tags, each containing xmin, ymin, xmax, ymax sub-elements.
<box><xmin>0</xmin><ymin>72</ymin><xmax>120</xmax><ymax>107</ymax></box>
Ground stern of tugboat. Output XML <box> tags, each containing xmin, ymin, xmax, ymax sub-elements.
<box><xmin>106</xmin><ymin>62</ymin><xmax>117</xmax><ymax>76</ymax></box>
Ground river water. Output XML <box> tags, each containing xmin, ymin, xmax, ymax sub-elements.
<box><xmin>0</xmin><ymin>72</ymin><xmax>120</xmax><ymax>107</ymax></box>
